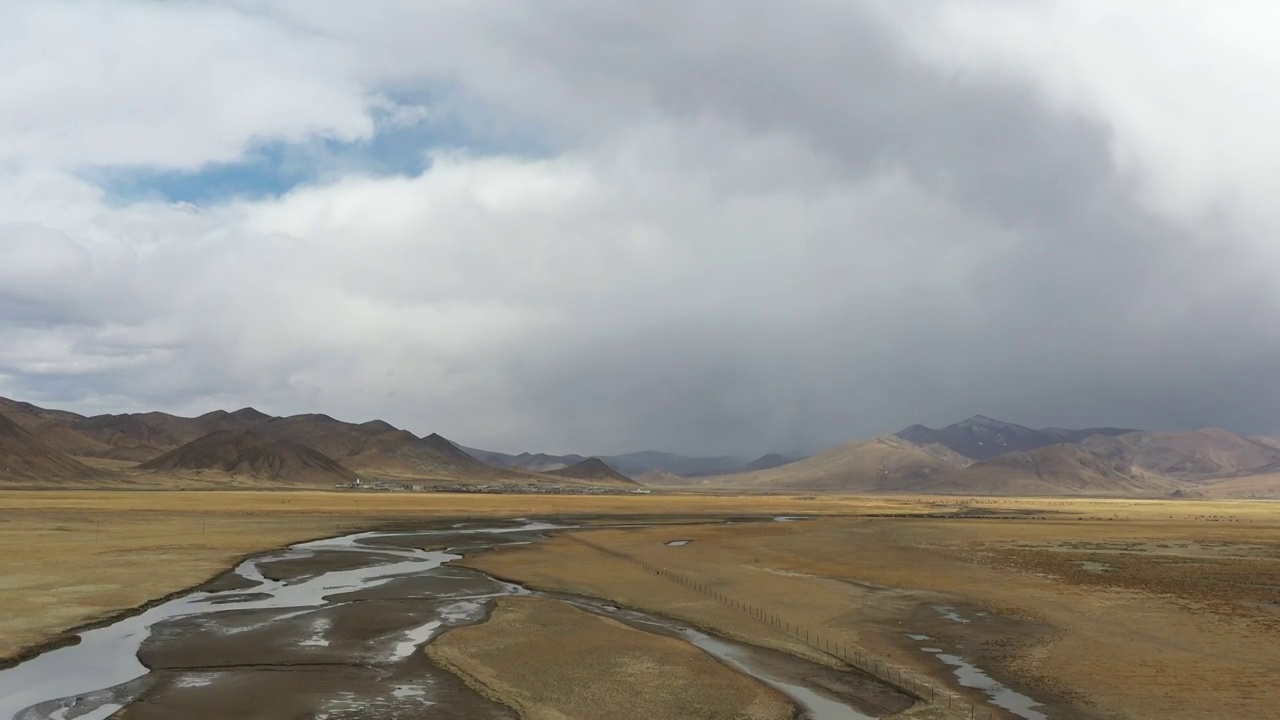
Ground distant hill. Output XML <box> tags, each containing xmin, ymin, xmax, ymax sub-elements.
<box><xmin>896</xmin><ymin>415</ymin><xmax>1139</xmax><ymax>461</ymax></box>
<box><xmin>1082</xmin><ymin>429</ymin><xmax>1280</xmax><ymax>481</ymax></box>
<box><xmin>0</xmin><ymin>397</ymin><xmax>84</xmax><ymax>426</ymax></box>
<box><xmin>10</xmin><ymin>394</ymin><xmax>1280</xmax><ymax>496</ymax></box>
<box><xmin>605</xmin><ymin>450</ymin><xmax>746</xmax><ymax>477</ymax></box>
<box><xmin>922</xmin><ymin>443</ymin><xmax>1177</xmax><ymax>496</ymax></box>
<box><xmin>460</xmin><ymin>445</ymin><xmax>746</xmax><ymax>477</ymax></box>
<box><xmin>1195</xmin><ymin>472</ymin><xmax>1280</xmax><ymax>498</ymax></box>
<box><xmin>70</xmin><ymin>407</ymin><xmax>274</xmax><ymax>457</ymax></box>
<box><xmin>659</xmin><ymin>435</ymin><xmax>1183</xmax><ymax>496</ymax></box>
<box><xmin>1250</xmin><ymin>436</ymin><xmax>1280</xmax><ymax>451</ymax></box>
<box><xmin>0</xmin><ymin>397</ymin><xmax>642</xmax><ymax>488</ymax></box>
<box><xmin>343</xmin><ymin>431</ymin><xmax>530</xmax><ymax>482</ymax></box>
<box><xmin>544</xmin><ymin>457</ymin><xmax>636</xmax><ymax>484</ymax></box>
<box><xmin>0</xmin><ymin>399</ymin><xmax>280</xmax><ymax>462</ymax></box>
<box><xmin>665</xmin><ymin>425</ymin><xmax>1280</xmax><ymax>496</ymax></box>
<box><xmin>0</xmin><ymin>412</ymin><xmax>103</xmax><ymax>484</ymax></box>
<box><xmin>253</xmin><ymin>413</ymin><xmax>376</xmax><ymax>458</ymax></box>
<box><xmin>657</xmin><ymin>436</ymin><xmax>967</xmax><ymax>491</ymax></box>
<box><xmin>138</xmin><ymin>430</ymin><xmax>356</xmax><ymax>485</ymax></box>
<box><xmin>737</xmin><ymin>453</ymin><xmax>799</xmax><ymax>473</ymax></box>
<box><xmin>507</xmin><ymin>452</ymin><xmax>587</xmax><ymax>472</ymax></box>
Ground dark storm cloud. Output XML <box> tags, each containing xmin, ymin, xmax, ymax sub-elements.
<box><xmin>440</xmin><ymin>1</ymin><xmax>1280</xmax><ymax>453</ymax></box>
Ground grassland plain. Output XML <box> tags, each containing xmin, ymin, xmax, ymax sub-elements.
<box><xmin>464</xmin><ymin>510</ymin><xmax>1280</xmax><ymax>719</ymax></box>
<box><xmin>2</xmin><ymin>490</ymin><xmax>1277</xmax><ymax>720</ymax></box>
<box><xmin>0</xmin><ymin>488</ymin><xmax>945</xmax><ymax>662</ymax></box>
<box><xmin>428</xmin><ymin>596</ymin><xmax>796</xmax><ymax>720</ymax></box>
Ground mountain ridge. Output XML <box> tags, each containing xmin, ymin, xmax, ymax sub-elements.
<box><xmin>896</xmin><ymin>415</ymin><xmax>1140</xmax><ymax>461</ymax></box>
<box><xmin>0</xmin><ymin>412</ymin><xmax>105</xmax><ymax>484</ymax></box>
<box><xmin>544</xmin><ymin>457</ymin><xmax>636</xmax><ymax>484</ymax></box>
<box><xmin>139</xmin><ymin>430</ymin><xmax>356</xmax><ymax>485</ymax></box>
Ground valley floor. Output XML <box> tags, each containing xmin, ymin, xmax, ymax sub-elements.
<box><xmin>1</xmin><ymin>491</ymin><xmax>1277</xmax><ymax>719</ymax></box>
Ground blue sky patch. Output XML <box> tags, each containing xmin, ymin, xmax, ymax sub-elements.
<box><xmin>91</xmin><ymin>101</ymin><xmax>552</xmax><ymax>206</ymax></box>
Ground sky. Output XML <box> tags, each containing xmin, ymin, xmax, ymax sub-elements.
<box><xmin>2</xmin><ymin>1</ymin><xmax>1278</xmax><ymax>456</ymax></box>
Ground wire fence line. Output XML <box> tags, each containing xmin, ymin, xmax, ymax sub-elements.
<box><xmin>564</xmin><ymin>534</ymin><xmax>999</xmax><ymax>720</ymax></box>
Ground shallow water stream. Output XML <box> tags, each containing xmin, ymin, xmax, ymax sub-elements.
<box><xmin>1</xmin><ymin>518</ymin><xmax>893</xmax><ymax>720</ymax></box>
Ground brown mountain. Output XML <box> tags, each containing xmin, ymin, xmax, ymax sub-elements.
<box><xmin>737</xmin><ymin>453</ymin><xmax>799</xmax><ymax>473</ymax></box>
<box><xmin>0</xmin><ymin>397</ymin><xmax>110</xmax><ymax>458</ymax></box>
<box><xmin>662</xmin><ymin>436</ymin><xmax>1183</xmax><ymax>496</ymax></box>
<box><xmin>1082</xmin><ymin>429</ymin><xmax>1280</xmax><ymax>480</ymax></box>
<box><xmin>896</xmin><ymin>415</ymin><xmax>1139</xmax><ymax>461</ymax></box>
<box><xmin>545</xmin><ymin>457</ymin><xmax>636</xmax><ymax>484</ymax></box>
<box><xmin>0</xmin><ymin>399</ymin><xmax>280</xmax><ymax>463</ymax></box>
<box><xmin>0</xmin><ymin>412</ymin><xmax>102</xmax><ymax>483</ymax></box>
<box><xmin>0</xmin><ymin>397</ymin><xmax>84</xmax><ymax>426</ymax></box>
<box><xmin>255</xmin><ymin>413</ymin><xmax>383</xmax><ymax>458</ymax></box>
<box><xmin>924</xmin><ymin>444</ymin><xmax>1177</xmax><ymax>496</ymax></box>
<box><xmin>660</xmin><ymin>436</ymin><xmax>967</xmax><ymax>491</ymax></box>
<box><xmin>342</xmin><ymin>431</ymin><xmax>525</xmax><ymax>481</ymax></box>
<box><xmin>1250</xmin><ymin>436</ymin><xmax>1280</xmax><ymax>452</ymax></box>
<box><xmin>139</xmin><ymin>430</ymin><xmax>356</xmax><ymax>485</ymax></box>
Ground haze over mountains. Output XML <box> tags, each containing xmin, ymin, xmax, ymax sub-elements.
<box><xmin>895</xmin><ymin>415</ymin><xmax>1138</xmax><ymax>461</ymax></box>
<box><xmin>459</xmin><ymin>446</ymin><xmax>796</xmax><ymax>477</ymax></box>
<box><xmin>650</xmin><ymin>415</ymin><xmax>1280</xmax><ymax>497</ymax></box>
<box><xmin>1</xmin><ymin>396</ymin><xmax>1279</xmax><ymax>497</ymax></box>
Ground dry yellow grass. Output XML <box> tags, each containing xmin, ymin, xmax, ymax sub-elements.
<box><xmin>4</xmin><ymin>489</ymin><xmax>1278</xmax><ymax>719</ymax></box>
<box><xmin>0</xmin><ymin>509</ymin><xmax>370</xmax><ymax>661</ymax></box>
<box><xmin>469</xmin><ymin>511</ymin><xmax>1280</xmax><ymax>719</ymax></box>
<box><xmin>0</xmin><ymin>488</ymin><xmax>960</xmax><ymax>662</ymax></box>
<box><xmin>428</xmin><ymin>596</ymin><xmax>795</xmax><ymax>720</ymax></box>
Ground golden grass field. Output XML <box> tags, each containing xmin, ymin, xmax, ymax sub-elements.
<box><xmin>467</xmin><ymin>509</ymin><xmax>1280</xmax><ymax>719</ymax></box>
<box><xmin>429</xmin><ymin>596</ymin><xmax>795</xmax><ymax>720</ymax></box>
<box><xmin>2</xmin><ymin>490</ymin><xmax>1278</xmax><ymax>719</ymax></box>
<box><xmin>0</xmin><ymin>489</ymin><xmax>920</xmax><ymax>661</ymax></box>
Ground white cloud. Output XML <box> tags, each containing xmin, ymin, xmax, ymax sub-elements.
<box><xmin>1</xmin><ymin>1</ymin><xmax>1279</xmax><ymax>451</ymax></box>
<box><xmin>0</xmin><ymin>0</ymin><xmax>373</xmax><ymax>170</ymax></box>
<box><xmin>867</xmin><ymin>1</ymin><xmax>1280</xmax><ymax>242</ymax></box>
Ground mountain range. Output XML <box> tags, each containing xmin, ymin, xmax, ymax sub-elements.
<box><xmin>895</xmin><ymin>415</ymin><xmax>1137</xmax><ymax>461</ymax></box>
<box><xmin>0</xmin><ymin>397</ymin><xmax>635</xmax><ymax>489</ymax></box>
<box><xmin>2</xmin><ymin>397</ymin><xmax>1279</xmax><ymax>497</ymax></box>
<box><xmin>458</xmin><ymin>446</ymin><xmax>799</xmax><ymax>477</ymax></box>
<box><xmin>646</xmin><ymin>415</ymin><xmax>1280</xmax><ymax>497</ymax></box>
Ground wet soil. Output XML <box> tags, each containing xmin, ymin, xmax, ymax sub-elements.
<box><xmin>121</xmin><ymin>656</ymin><xmax>516</xmax><ymax>720</ymax></box>
<box><xmin>888</xmin><ymin>600</ymin><xmax>1100</xmax><ymax>719</ymax></box>
<box><xmin>555</xmin><ymin>593</ymin><xmax>914</xmax><ymax>719</ymax></box>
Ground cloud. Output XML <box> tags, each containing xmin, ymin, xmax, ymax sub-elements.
<box><xmin>0</xmin><ymin>1</ymin><xmax>380</xmax><ymax>172</ymax></box>
<box><xmin>0</xmin><ymin>1</ymin><xmax>1277</xmax><ymax>453</ymax></box>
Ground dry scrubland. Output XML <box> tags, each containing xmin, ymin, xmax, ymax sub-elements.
<box><xmin>2</xmin><ymin>491</ymin><xmax>1278</xmax><ymax>720</ymax></box>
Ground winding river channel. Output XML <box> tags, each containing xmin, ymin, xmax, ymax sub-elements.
<box><xmin>0</xmin><ymin>518</ymin><xmax>903</xmax><ymax>720</ymax></box>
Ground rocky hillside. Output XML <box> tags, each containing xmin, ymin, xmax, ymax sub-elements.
<box><xmin>138</xmin><ymin>430</ymin><xmax>356</xmax><ymax>485</ymax></box>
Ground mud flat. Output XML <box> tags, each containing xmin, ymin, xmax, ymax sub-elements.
<box><xmin>0</xmin><ymin>518</ymin><xmax>909</xmax><ymax>720</ymax></box>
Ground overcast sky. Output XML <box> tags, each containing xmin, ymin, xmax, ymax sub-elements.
<box><xmin>2</xmin><ymin>1</ymin><xmax>1278</xmax><ymax>455</ymax></box>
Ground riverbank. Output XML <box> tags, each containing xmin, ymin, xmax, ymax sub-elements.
<box><xmin>1</xmin><ymin>518</ymin><xmax>918</xmax><ymax>719</ymax></box>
